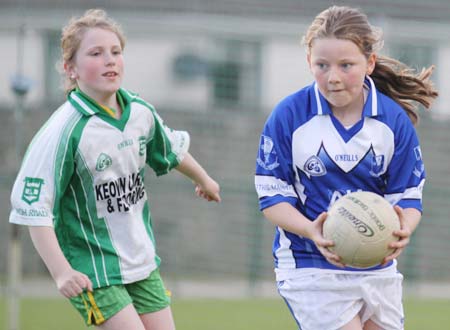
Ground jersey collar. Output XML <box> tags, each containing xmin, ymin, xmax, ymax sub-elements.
<box><xmin>68</xmin><ymin>88</ymin><xmax>136</xmax><ymax>131</ymax></box>
<box><xmin>312</xmin><ymin>76</ymin><xmax>382</xmax><ymax>118</ymax></box>
<box><xmin>68</xmin><ymin>88</ymin><xmax>133</xmax><ymax>116</ymax></box>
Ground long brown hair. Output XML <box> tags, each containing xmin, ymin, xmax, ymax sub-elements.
<box><xmin>59</xmin><ymin>9</ymin><xmax>126</xmax><ymax>94</ymax></box>
<box><xmin>303</xmin><ymin>6</ymin><xmax>438</xmax><ymax>125</ymax></box>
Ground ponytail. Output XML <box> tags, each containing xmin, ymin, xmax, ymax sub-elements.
<box><xmin>370</xmin><ymin>56</ymin><xmax>438</xmax><ymax>125</ymax></box>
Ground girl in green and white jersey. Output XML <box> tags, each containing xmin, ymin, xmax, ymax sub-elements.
<box><xmin>9</xmin><ymin>9</ymin><xmax>221</xmax><ymax>330</ymax></box>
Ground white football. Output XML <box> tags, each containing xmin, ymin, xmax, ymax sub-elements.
<box><xmin>323</xmin><ymin>191</ymin><xmax>400</xmax><ymax>269</ymax></box>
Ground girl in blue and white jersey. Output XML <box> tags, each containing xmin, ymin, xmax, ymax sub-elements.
<box><xmin>255</xmin><ymin>6</ymin><xmax>438</xmax><ymax>330</ymax></box>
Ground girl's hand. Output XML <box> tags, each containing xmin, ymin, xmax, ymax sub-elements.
<box><xmin>309</xmin><ymin>212</ymin><xmax>346</xmax><ymax>268</ymax></box>
<box><xmin>195</xmin><ymin>177</ymin><xmax>221</xmax><ymax>202</ymax></box>
<box><xmin>381</xmin><ymin>205</ymin><xmax>412</xmax><ymax>265</ymax></box>
<box><xmin>55</xmin><ymin>268</ymin><xmax>93</xmax><ymax>298</ymax></box>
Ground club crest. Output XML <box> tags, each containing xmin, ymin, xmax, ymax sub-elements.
<box><xmin>413</xmin><ymin>146</ymin><xmax>424</xmax><ymax>177</ymax></box>
<box><xmin>257</xmin><ymin>135</ymin><xmax>279</xmax><ymax>170</ymax></box>
<box><xmin>96</xmin><ymin>153</ymin><xmax>113</xmax><ymax>171</ymax></box>
<box><xmin>304</xmin><ymin>155</ymin><xmax>326</xmax><ymax>176</ymax></box>
<box><xmin>369</xmin><ymin>154</ymin><xmax>385</xmax><ymax>177</ymax></box>
<box><xmin>21</xmin><ymin>177</ymin><xmax>44</xmax><ymax>205</ymax></box>
<box><xmin>138</xmin><ymin>136</ymin><xmax>147</xmax><ymax>156</ymax></box>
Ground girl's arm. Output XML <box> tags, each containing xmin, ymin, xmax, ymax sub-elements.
<box><xmin>263</xmin><ymin>202</ymin><xmax>343</xmax><ymax>267</ymax></box>
<box><xmin>382</xmin><ymin>206</ymin><xmax>421</xmax><ymax>264</ymax></box>
<box><xmin>175</xmin><ymin>152</ymin><xmax>221</xmax><ymax>202</ymax></box>
<box><xmin>28</xmin><ymin>226</ymin><xmax>93</xmax><ymax>297</ymax></box>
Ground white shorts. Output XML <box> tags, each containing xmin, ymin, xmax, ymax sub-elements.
<box><xmin>277</xmin><ymin>268</ymin><xmax>404</xmax><ymax>330</ymax></box>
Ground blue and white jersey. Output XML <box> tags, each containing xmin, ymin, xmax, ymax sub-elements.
<box><xmin>255</xmin><ymin>77</ymin><xmax>425</xmax><ymax>272</ymax></box>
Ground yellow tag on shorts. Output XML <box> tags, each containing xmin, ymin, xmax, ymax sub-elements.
<box><xmin>70</xmin><ymin>269</ymin><xmax>171</xmax><ymax>326</ymax></box>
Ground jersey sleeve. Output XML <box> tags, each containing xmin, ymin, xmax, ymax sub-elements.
<box><xmin>384</xmin><ymin>112</ymin><xmax>425</xmax><ymax>211</ymax></box>
<box><xmin>146</xmin><ymin>108</ymin><xmax>190</xmax><ymax>176</ymax></box>
<box><xmin>9</xmin><ymin>109</ymin><xmax>77</xmax><ymax>227</ymax></box>
<box><xmin>255</xmin><ymin>103</ymin><xmax>299</xmax><ymax>211</ymax></box>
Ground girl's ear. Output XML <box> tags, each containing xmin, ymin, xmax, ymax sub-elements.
<box><xmin>366</xmin><ymin>53</ymin><xmax>376</xmax><ymax>75</ymax></box>
<box><xmin>64</xmin><ymin>62</ymin><xmax>77</xmax><ymax>80</ymax></box>
<box><xmin>307</xmin><ymin>52</ymin><xmax>312</xmax><ymax>69</ymax></box>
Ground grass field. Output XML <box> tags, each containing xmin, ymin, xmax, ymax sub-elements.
<box><xmin>1</xmin><ymin>297</ymin><xmax>450</xmax><ymax>329</ymax></box>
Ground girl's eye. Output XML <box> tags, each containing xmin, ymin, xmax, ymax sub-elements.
<box><xmin>341</xmin><ymin>63</ymin><xmax>353</xmax><ymax>69</ymax></box>
<box><xmin>317</xmin><ymin>63</ymin><xmax>328</xmax><ymax>70</ymax></box>
<box><xmin>90</xmin><ymin>52</ymin><xmax>100</xmax><ymax>56</ymax></box>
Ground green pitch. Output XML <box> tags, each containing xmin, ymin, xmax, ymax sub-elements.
<box><xmin>1</xmin><ymin>297</ymin><xmax>449</xmax><ymax>329</ymax></box>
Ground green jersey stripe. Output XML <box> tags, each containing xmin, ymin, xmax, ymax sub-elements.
<box><xmin>53</xmin><ymin>111</ymin><xmax>82</xmax><ymax>213</ymax></box>
<box><xmin>141</xmin><ymin>199</ymin><xmax>161</xmax><ymax>267</ymax></box>
<box><xmin>74</xmin><ymin>152</ymin><xmax>113</xmax><ymax>287</ymax></box>
<box><xmin>69</xmin><ymin>185</ymin><xmax>101</xmax><ymax>287</ymax></box>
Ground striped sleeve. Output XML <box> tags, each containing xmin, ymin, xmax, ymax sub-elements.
<box><xmin>255</xmin><ymin>101</ymin><xmax>298</xmax><ymax>211</ymax></box>
<box><xmin>9</xmin><ymin>105</ymin><xmax>80</xmax><ymax>226</ymax></box>
<box><xmin>144</xmin><ymin>104</ymin><xmax>190</xmax><ymax>176</ymax></box>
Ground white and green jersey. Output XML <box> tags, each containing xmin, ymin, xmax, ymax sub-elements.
<box><xmin>9</xmin><ymin>88</ymin><xmax>189</xmax><ymax>288</ymax></box>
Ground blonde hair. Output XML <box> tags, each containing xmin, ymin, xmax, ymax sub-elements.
<box><xmin>303</xmin><ymin>6</ymin><xmax>438</xmax><ymax>125</ymax></box>
<box><xmin>59</xmin><ymin>9</ymin><xmax>126</xmax><ymax>94</ymax></box>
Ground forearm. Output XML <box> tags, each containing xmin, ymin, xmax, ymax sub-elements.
<box><xmin>263</xmin><ymin>202</ymin><xmax>342</xmax><ymax>266</ymax></box>
<box><xmin>402</xmin><ymin>207</ymin><xmax>422</xmax><ymax>233</ymax></box>
<box><xmin>176</xmin><ymin>152</ymin><xmax>210</xmax><ymax>184</ymax></box>
<box><xmin>176</xmin><ymin>152</ymin><xmax>221</xmax><ymax>202</ymax></box>
<box><xmin>263</xmin><ymin>202</ymin><xmax>314</xmax><ymax>238</ymax></box>
<box><xmin>28</xmin><ymin>226</ymin><xmax>72</xmax><ymax>280</ymax></box>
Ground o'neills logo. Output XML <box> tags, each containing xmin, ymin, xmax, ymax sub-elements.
<box><xmin>336</xmin><ymin>206</ymin><xmax>374</xmax><ymax>237</ymax></box>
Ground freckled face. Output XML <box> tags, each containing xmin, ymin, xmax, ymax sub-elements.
<box><xmin>307</xmin><ymin>38</ymin><xmax>375</xmax><ymax>115</ymax></box>
<box><xmin>67</xmin><ymin>28</ymin><xmax>124</xmax><ymax>103</ymax></box>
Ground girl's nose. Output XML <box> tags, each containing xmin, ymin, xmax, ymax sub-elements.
<box><xmin>327</xmin><ymin>68</ymin><xmax>341</xmax><ymax>84</ymax></box>
<box><xmin>104</xmin><ymin>52</ymin><xmax>115</xmax><ymax>65</ymax></box>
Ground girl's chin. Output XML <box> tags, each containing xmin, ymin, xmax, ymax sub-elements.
<box><xmin>327</xmin><ymin>99</ymin><xmax>350</xmax><ymax>109</ymax></box>
<box><xmin>101</xmin><ymin>87</ymin><xmax>121</xmax><ymax>95</ymax></box>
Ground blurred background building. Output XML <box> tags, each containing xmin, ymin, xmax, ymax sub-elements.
<box><xmin>1</xmin><ymin>0</ymin><xmax>449</xmax><ymax>297</ymax></box>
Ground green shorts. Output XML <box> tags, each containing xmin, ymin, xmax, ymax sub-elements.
<box><xmin>69</xmin><ymin>269</ymin><xmax>171</xmax><ymax>326</ymax></box>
